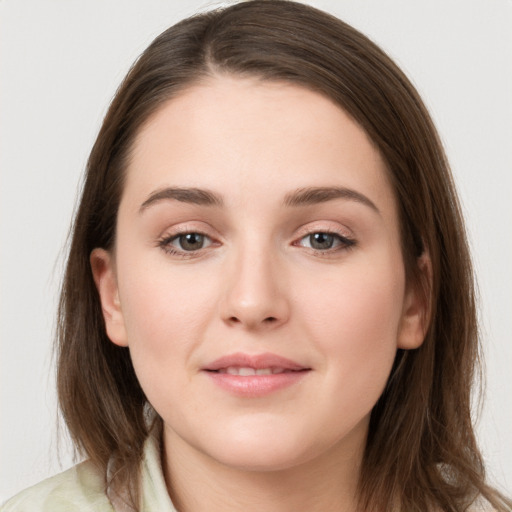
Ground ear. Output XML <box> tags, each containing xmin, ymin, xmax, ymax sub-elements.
<box><xmin>397</xmin><ymin>252</ymin><xmax>432</xmax><ymax>350</ymax></box>
<box><xmin>90</xmin><ymin>248</ymin><xmax>128</xmax><ymax>347</ymax></box>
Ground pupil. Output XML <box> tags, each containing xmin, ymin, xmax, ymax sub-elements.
<box><xmin>310</xmin><ymin>233</ymin><xmax>333</xmax><ymax>250</ymax></box>
<box><xmin>180</xmin><ymin>233</ymin><xmax>204</xmax><ymax>251</ymax></box>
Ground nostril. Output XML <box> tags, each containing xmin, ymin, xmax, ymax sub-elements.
<box><xmin>224</xmin><ymin>314</ymin><xmax>282</xmax><ymax>327</ymax></box>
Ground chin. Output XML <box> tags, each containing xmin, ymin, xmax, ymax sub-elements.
<box><xmin>200</xmin><ymin>421</ymin><xmax>333</xmax><ymax>473</ymax></box>
<box><xmin>211</xmin><ymin>442</ymin><xmax>314</xmax><ymax>473</ymax></box>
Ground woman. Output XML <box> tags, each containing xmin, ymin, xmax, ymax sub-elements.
<box><xmin>2</xmin><ymin>1</ymin><xmax>510</xmax><ymax>511</ymax></box>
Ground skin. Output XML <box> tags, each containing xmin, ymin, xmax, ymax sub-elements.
<box><xmin>91</xmin><ymin>76</ymin><xmax>428</xmax><ymax>511</ymax></box>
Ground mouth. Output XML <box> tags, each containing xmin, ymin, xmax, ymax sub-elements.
<box><xmin>202</xmin><ymin>352</ymin><xmax>311</xmax><ymax>397</ymax></box>
<box><xmin>203</xmin><ymin>352</ymin><xmax>310</xmax><ymax>373</ymax></box>
<box><xmin>212</xmin><ymin>366</ymin><xmax>306</xmax><ymax>376</ymax></box>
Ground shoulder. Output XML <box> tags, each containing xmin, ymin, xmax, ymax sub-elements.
<box><xmin>1</xmin><ymin>461</ymin><xmax>114</xmax><ymax>512</ymax></box>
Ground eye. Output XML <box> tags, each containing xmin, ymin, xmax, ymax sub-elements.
<box><xmin>298</xmin><ymin>231</ymin><xmax>355</xmax><ymax>251</ymax></box>
<box><xmin>158</xmin><ymin>232</ymin><xmax>214</xmax><ymax>255</ymax></box>
<box><xmin>171</xmin><ymin>233</ymin><xmax>212</xmax><ymax>251</ymax></box>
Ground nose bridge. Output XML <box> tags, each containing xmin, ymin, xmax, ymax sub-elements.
<box><xmin>220</xmin><ymin>233</ymin><xmax>289</xmax><ymax>329</ymax></box>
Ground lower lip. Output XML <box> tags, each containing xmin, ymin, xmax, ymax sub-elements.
<box><xmin>204</xmin><ymin>370</ymin><xmax>310</xmax><ymax>397</ymax></box>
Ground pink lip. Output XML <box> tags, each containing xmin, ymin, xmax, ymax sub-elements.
<box><xmin>202</xmin><ymin>352</ymin><xmax>311</xmax><ymax>398</ymax></box>
<box><xmin>203</xmin><ymin>352</ymin><xmax>307</xmax><ymax>372</ymax></box>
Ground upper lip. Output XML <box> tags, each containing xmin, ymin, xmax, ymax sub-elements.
<box><xmin>203</xmin><ymin>352</ymin><xmax>309</xmax><ymax>372</ymax></box>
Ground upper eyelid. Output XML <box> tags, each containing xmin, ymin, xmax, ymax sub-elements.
<box><xmin>293</xmin><ymin>221</ymin><xmax>354</xmax><ymax>239</ymax></box>
<box><xmin>295</xmin><ymin>231</ymin><xmax>355</xmax><ymax>246</ymax></box>
<box><xmin>159</xmin><ymin>230</ymin><xmax>216</xmax><ymax>247</ymax></box>
<box><xmin>157</xmin><ymin>222</ymin><xmax>220</xmax><ymax>239</ymax></box>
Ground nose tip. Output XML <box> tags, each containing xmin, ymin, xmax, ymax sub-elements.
<box><xmin>220</xmin><ymin>256</ymin><xmax>290</xmax><ymax>331</ymax></box>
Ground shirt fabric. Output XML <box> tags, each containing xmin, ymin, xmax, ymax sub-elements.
<box><xmin>0</xmin><ymin>430</ymin><xmax>177</xmax><ymax>512</ymax></box>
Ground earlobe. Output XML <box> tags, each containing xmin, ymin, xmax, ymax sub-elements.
<box><xmin>397</xmin><ymin>252</ymin><xmax>432</xmax><ymax>350</ymax></box>
<box><xmin>90</xmin><ymin>248</ymin><xmax>128</xmax><ymax>347</ymax></box>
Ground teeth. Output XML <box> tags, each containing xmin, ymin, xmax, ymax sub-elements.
<box><xmin>238</xmin><ymin>367</ymin><xmax>256</xmax><ymax>376</ymax></box>
<box><xmin>223</xmin><ymin>367</ymin><xmax>284</xmax><ymax>376</ymax></box>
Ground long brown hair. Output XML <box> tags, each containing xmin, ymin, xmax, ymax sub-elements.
<box><xmin>56</xmin><ymin>1</ymin><xmax>511</xmax><ymax>510</ymax></box>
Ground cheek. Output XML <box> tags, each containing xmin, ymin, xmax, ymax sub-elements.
<box><xmin>292</xmin><ymin>262</ymin><xmax>404</xmax><ymax>448</ymax></box>
<box><xmin>115</xmin><ymin>260</ymin><xmax>219</xmax><ymax>386</ymax></box>
<box><xmin>120</xmin><ymin>255</ymin><xmax>215</xmax><ymax>329</ymax></box>
<box><xmin>299</xmin><ymin>256</ymin><xmax>405</xmax><ymax>390</ymax></box>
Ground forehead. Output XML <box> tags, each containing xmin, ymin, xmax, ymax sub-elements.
<box><xmin>123</xmin><ymin>75</ymin><xmax>394</xmax><ymax>213</ymax></box>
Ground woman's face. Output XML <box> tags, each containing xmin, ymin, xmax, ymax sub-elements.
<box><xmin>92</xmin><ymin>76</ymin><xmax>426</xmax><ymax>473</ymax></box>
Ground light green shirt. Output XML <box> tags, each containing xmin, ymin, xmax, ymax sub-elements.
<box><xmin>1</xmin><ymin>431</ymin><xmax>177</xmax><ymax>512</ymax></box>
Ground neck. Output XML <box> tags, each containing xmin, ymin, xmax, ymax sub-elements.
<box><xmin>162</xmin><ymin>426</ymin><xmax>364</xmax><ymax>512</ymax></box>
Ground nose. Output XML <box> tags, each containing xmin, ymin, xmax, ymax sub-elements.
<box><xmin>219</xmin><ymin>245</ymin><xmax>290</xmax><ymax>331</ymax></box>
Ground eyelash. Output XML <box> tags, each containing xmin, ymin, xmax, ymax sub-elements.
<box><xmin>295</xmin><ymin>230</ymin><xmax>356</xmax><ymax>255</ymax></box>
<box><xmin>157</xmin><ymin>230</ymin><xmax>215</xmax><ymax>259</ymax></box>
<box><xmin>156</xmin><ymin>228</ymin><xmax>356</xmax><ymax>259</ymax></box>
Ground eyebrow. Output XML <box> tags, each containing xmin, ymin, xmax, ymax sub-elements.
<box><xmin>139</xmin><ymin>185</ymin><xmax>379</xmax><ymax>214</ymax></box>
<box><xmin>139</xmin><ymin>187</ymin><xmax>223</xmax><ymax>212</ymax></box>
<box><xmin>283</xmin><ymin>186</ymin><xmax>380</xmax><ymax>214</ymax></box>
